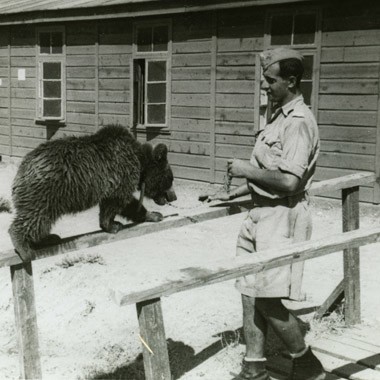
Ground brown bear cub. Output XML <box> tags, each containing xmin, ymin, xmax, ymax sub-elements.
<box><xmin>9</xmin><ymin>125</ymin><xmax>176</xmax><ymax>261</ymax></box>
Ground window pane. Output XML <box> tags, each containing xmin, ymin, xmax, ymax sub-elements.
<box><xmin>137</xmin><ymin>27</ymin><xmax>152</xmax><ymax>52</ymax></box>
<box><xmin>40</xmin><ymin>32</ymin><xmax>50</xmax><ymax>54</ymax></box>
<box><xmin>271</xmin><ymin>15</ymin><xmax>292</xmax><ymax>45</ymax></box>
<box><xmin>303</xmin><ymin>55</ymin><xmax>314</xmax><ymax>80</ymax></box>
<box><xmin>51</xmin><ymin>32</ymin><xmax>63</xmax><ymax>54</ymax></box>
<box><xmin>43</xmin><ymin>99</ymin><xmax>61</xmax><ymax>117</ymax></box>
<box><xmin>153</xmin><ymin>25</ymin><xmax>168</xmax><ymax>52</ymax></box>
<box><xmin>147</xmin><ymin>104</ymin><xmax>166</xmax><ymax>124</ymax></box>
<box><xmin>300</xmin><ymin>81</ymin><xmax>312</xmax><ymax>105</ymax></box>
<box><xmin>294</xmin><ymin>14</ymin><xmax>316</xmax><ymax>44</ymax></box>
<box><xmin>148</xmin><ymin>61</ymin><xmax>166</xmax><ymax>81</ymax></box>
<box><xmin>43</xmin><ymin>62</ymin><xmax>61</xmax><ymax>79</ymax></box>
<box><xmin>44</xmin><ymin>81</ymin><xmax>61</xmax><ymax>98</ymax></box>
<box><xmin>147</xmin><ymin>83</ymin><xmax>166</xmax><ymax>103</ymax></box>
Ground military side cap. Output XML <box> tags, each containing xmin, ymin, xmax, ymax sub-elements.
<box><xmin>260</xmin><ymin>47</ymin><xmax>303</xmax><ymax>70</ymax></box>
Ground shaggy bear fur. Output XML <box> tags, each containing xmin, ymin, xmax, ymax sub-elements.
<box><xmin>9</xmin><ymin>125</ymin><xmax>176</xmax><ymax>261</ymax></box>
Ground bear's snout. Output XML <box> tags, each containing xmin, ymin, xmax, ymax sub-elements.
<box><xmin>165</xmin><ymin>186</ymin><xmax>177</xmax><ymax>202</ymax></box>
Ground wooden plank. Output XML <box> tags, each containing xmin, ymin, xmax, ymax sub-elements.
<box><xmin>215</xmin><ymin>93</ymin><xmax>255</xmax><ymax>108</ymax></box>
<box><xmin>216</xmin><ymin>66</ymin><xmax>255</xmax><ymax>80</ymax></box>
<box><xmin>318</xmin><ymin>111</ymin><xmax>378</xmax><ymax>127</ymax></box>
<box><xmin>171</xmin><ymin>67</ymin><xmax>211</xmax><ymax>81</ymax></box>
<box><xmin>318</xmin><ymin>152</ymin><xmax>374</xmax><ymax>172</ymax></box>
<box><xmin>215</xmin><ymin>145</ymin><xmax>252</xmax><ymax>160</ymax></box>
<box><xmin>319</xmin><ymin>126</ymin><xmax>376</xmax><ymax>143</ymax></box>
<box><xmin>217</xmin><ymin>52</ymin><xmax>256</xmax><ymax>66</ymax></box>
<box><xmin>99</xmin><ymin>54</ymin><xmax>130</xmax><ymax>67</ymax></box>
<box><xmin>66</xmin><ymin>55</ymin><xmax>96</xmax><ymax>67</ymax></box>
<box><xmin>111</xmin><ymin>226</ymin><xmax>380</xmax><ymax>306</ymax></box>
<box><xmin>215</xmin><ymin>107</ymin><xmax>255</xmax><ymax>122</ymax></box>
<box><xmin>309</xmin><ymin>172</ymin><xmax>375</xmax><ymax>195</ymax></box>
<box><xmin>171</xmin><ymin>165</ymin><xmax>211</xmax><ymax>181</ymax></box>
<box><xmin>217</xmin><ymin>37</ymin><xmax>263</xmax><ymax>53</ymax></box>
<box><xmin>171</xmin><ymin>94</ymin><xmax>210</xmax><ymax>108</ymax></box>
<box><xmin>99</xmin><ymin>90</ymin><xmax>129</xmax><ymax>103</ymax></box>
<box><xmin>322</xmin><ymin>30</ymin><xmax>380</xmax><ymax>47</ymax></box>
<box><xmin>172</xmin><ymin>40</ymin><xmax>211</xmax><ymax>54</ymax></box>
<box><xmin>342</xmin><ymin>186</ymin><xmax>361</xmax><ymax>325</ymax></box>
<box><xmin>99</xmin><ymin>78</ymin><xmax>129</xmax><ymax>91</ymax></box>
<box><xmin>170</xmin><ymin>118</ymin><xmax>210</xmax><ymax>133</ymax></box>
<box><xmin>321</xmin><ymin>141</ymin><xmax>375</xmax><ymax>156</ymax></box>
<box><xmin>215</xmin><ymin>121</ymin><xmax>254</xmax><ymax>135</ymax></box>
<box><xmin>320</xmin><ymin>63</ymin><xmax>379</xmax><ymax>79</ymax></box>
<box><xmin>66</xmin><ymin>101</ymin><xmax>96</xmax><ymax>114</ymax></box>
<box><xmin>314</xmin><ymin>280</ymin><xmax>344</xmax><ymax>320</ymax></box>
<box><xmin>66</xmin><ymin>67</ymin><xmax>95</xmax><ymax>79</ymax></box>
<box><xmin>66</xmin><ymin>79</ymin><xmax>96</xmax><ymax>91</ymax></box>
<box><xmin>11</xmin><ymin>262</ymin><xmax>41</xmax><ymax>379</ymax></box>
<box><xmin>311</xmin><ymin>351</ymin><xmax>380</xmax><ymax>380</ymax></box>
<box><xmin>66</xmin><ymin>90</ymin><xmax>96</xmax><ymax>102</ymax></box>
<box><xmin>0</xmin><ymin>200</ymin><xmax>252</xmax><ymax>268</ymax></box>
<box><xmin>98</xmin><ymin>66</ymin><xmax>129</xmax><ymax>79</ymax></box>
<box><xmin>170</xmin><ymin>131</ymin><xmax>209</xmax><ymax>143</ymax></box>
<box><xmin>172</xmin><ymin>80</ymin><xmax>210</xmax><ymax>94</ymax></box>
<box><xmin>321</xmin><ymin>46</ymin><xmax>380</xmax><ymax>63</ymax></box>
<box><xmin>98</xmin><ymin>114</ymin><xmax>129</xmax><ymax>127</ymax></box>
<box><xmin>169</xmin><ymin>152</ymin><xmax>210</xmax><ymax>168</ymax></box>
<box><xmin>319</xmin><ymin>95</ymin><xmax>378</xmax><ymax>111</ymax></box>
<box><xmin>171</xmin><ymin>106</ymin><xmax>210</xmax><ymax>120</ymax></box>
<box><xmin>169</xmin><ymin>140</ymin><xmax>210</xmax><ymax>155</ymax></box>
<box><xmin>216</xmin><ymin>80</ymin><xmax>255</xmax><ymax>94</ymax></box>
<box><xmin>172</xmin><ymin>53</ymin><xmax>211</xmax><ymax>68</ymax></box>
<box><xmin>319</xmin><ymin>79</ymin><xmax>378</xmax><ymax>95</ymax></box>
<box><xmin>136</xmin><ymin>298</ymin><xmax>171</xmax><ymax>380</ymax></box>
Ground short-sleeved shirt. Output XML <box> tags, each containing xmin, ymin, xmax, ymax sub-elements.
<box><xmin>248</xmin><ymin>95</ymin><xmax>319</xmax><ymax>199</ymax></box>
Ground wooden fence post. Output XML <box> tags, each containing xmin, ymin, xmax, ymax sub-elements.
<box><xmin>11</xmin><ymin>261</ymin><xmax>42</xmax><ymax>379</ymax></box>
<box><xmin>136</xmin><ymin>298</ymin><xmax>171</xmax><ymax>380</ymax></box>
<box><xmin>342</xmin><ymin>186</ymin><xmax>361</xmax><ymax>325</ymax></box>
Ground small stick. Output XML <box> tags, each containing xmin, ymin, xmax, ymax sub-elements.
<box><xmin>139</xmin><ymin>334</ymin><xmax>154</xmax><ymax>355</ymax></box>
<box><xmin>163</xmin><ymin>213</ymin><xmax>179</xmax><ymax>218</ymax></box>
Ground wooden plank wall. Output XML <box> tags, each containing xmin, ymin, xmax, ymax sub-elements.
<box><xmin>9</xmin><ymin>25</ymin><xmax>39</xmax><ymax>157</ymax></box>
<box><xmin>0</xmin><ymin>27</ymin><xmax>10</xmax><ymax>157</ymax></box>
<box><xmin>98</xmin><ymin>20</ymin><xmax>131</xmax><ymax>128</ymax></box>
<box><xmin>317</xmin><ymin>5</ymin><xmax>380</xmax><ymax>203</ymax></box>
<box><xmin>168</xmin><ymin>12</ymin><xmax>213</xmax><ymax>182</ymax></box>
<box><xmin>214</xmin><ymin>8</ymin><xmax>264</xmax><ymax>184</ymax></box>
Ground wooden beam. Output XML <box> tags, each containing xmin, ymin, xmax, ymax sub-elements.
<box><xmin>0</xmin><ymin>0</ymin><xmax>318</xmax><ymax>26</ymax></box>
<box><xmin>136</xmin><ymin>298</ymin><xmax>171</xmax><ymax>380</ymax></box>
<box><xmin>111</xmin><ymin>226</ymin><xmax>380</xmax><ymax>306</ymax></box>
<box><xmin>314</xmin><ymin>280</ymin><xmax>344</xmax><ymax>320</ymax></box>
<box><xmin>342</xmin><ymin>186</ymin><xmax>361</xmax><ymax>325</ymax></box>
<box><xmin>11</xmin><ymin>262</ymin><xmax>41</xmax><ymax>379</ymax></box>
<box><xmin>309</xmin><ymin>172</ymin><xmax>375</xmax><ymax>196</ymax></box>
<box><xmin>0</xmin><ymin>201</ymin><xmax>253</xmax><ymax>268</ymax></box>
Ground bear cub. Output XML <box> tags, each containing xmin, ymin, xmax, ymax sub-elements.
<box><xmin>9</xmin><ymin>125</ymin><xmax>176</xmax><ymax>261</ymax></box>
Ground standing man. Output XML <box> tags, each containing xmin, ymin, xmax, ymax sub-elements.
<box><xmin>211</xmin><ymin>47</ymin><xmax>325</xmax><ymax>380</ymax></box>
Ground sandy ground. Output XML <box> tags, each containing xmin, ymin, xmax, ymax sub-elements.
<box><xmin>1</xmin><ymin>161</ymin><xmax>380</xmax><ymax>380</ymax></box>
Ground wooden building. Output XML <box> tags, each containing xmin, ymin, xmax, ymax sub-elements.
<box><xmin>0</xmin><ymin>0</ymin><xmax>378</xmax><ymax>202</ymax></box>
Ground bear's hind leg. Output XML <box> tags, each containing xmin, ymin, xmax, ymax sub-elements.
<box><xmin>99</xmin><ymin>199</ymin><xmax>123</xmax><ymax>234</ymax></box>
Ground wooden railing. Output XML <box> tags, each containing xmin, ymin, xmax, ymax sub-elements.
<box><xmin>0</xmin><ymin>171</ymin><xmax>377</xmax><ymax>379</ymax></box>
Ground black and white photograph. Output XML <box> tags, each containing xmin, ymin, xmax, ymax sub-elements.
<box><xmin>0</xmin><ymin>0</ymin><xmax>380</xmax><ymax>379</ymax></box>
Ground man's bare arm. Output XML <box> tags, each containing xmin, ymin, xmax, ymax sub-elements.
<box><xmin>227</xmin><ymin>159</ymin><xmax>300</xmax><ymax>193</ymax></box>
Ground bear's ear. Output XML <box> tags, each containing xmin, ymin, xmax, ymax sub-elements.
<box><xmin>141</xmin><ymin>143</ymin><xmax>153</xmax><ymax>160</ymax></box>
<box><xmin>153</xmin><ymin>144</ymin><xmax>168</xmax><ymax>162</ymax></box>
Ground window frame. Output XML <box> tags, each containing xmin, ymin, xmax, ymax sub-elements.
<box><xmin>36</xmin><ymin>26</ymin><xmax>66</xmax><ymax>122</ymax></box>
<box><xmin>262</xmin><ymin>8</ymin><xmax>321</xmax><ymax>118</ymax></box>
<box><xmin>131</xmin><ymin>20</ymin><xmax>172</xmax><ymax>129</ymax></box>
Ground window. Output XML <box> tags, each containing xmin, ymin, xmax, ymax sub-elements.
<box><xmin>37</xmin><ymin>27</ymin><xmax>65</xmax><ymax>120</ymax></box>
<box><xmin>264</xmin><ymin>11</ymin><xmax>318</xmax><ymax>111</ymax></box>
<box><xmin>133</xmin><ymin>23</ymin><xmax>170</xmax><ymax>127</ymax></box>
<box><xmin>270</xmin><ymin>13</ymin><xmax>316</xmax><ymax>46</ymax></box>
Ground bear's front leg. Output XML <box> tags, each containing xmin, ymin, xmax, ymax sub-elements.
<box><xmin>121</xmin><ymin>198</ymin><xmax>163</xmax><ymax>223</ymax></box>
<box><xmin>99</xmin><ymin>199</ymin><xmax>123</xmax><ymax>233</ymax></box>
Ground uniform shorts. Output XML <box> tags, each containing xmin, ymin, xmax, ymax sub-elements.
<box><xmin>235</xmin><ymin>194</ymin><xmax>312</xmax><ymax>299</ymax></box>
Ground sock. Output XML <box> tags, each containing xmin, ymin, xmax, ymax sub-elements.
<box><xmin>289</xmin><ymin>346</ymin><xmax>309</xmax><ymax>359</ymax></box>
<box><xmin>244</xmin><ymin>357</ymin><xmax>267</xmax><ymax>362</ymax></box>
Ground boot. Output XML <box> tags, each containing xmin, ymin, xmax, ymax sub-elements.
<box><xmin>233</xmin><ymin>359</ymin><xmax>273</xmax><ymax>380</ymax></box>
<box><xmin>290</xmin><ymin>347</ymin><xmax>326</xmax><ymax>380</ymax></box>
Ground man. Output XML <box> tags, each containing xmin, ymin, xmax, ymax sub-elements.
<box><xmin>210</xmin><ymin>47</ymin><xmax>325</xmax><ymax>380</ymax></box>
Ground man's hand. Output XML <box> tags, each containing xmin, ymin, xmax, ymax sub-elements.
<box><xmin>227</xmin><ymin>158</ymin><xmax>252</xmax><ymax>178</ymax></box>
